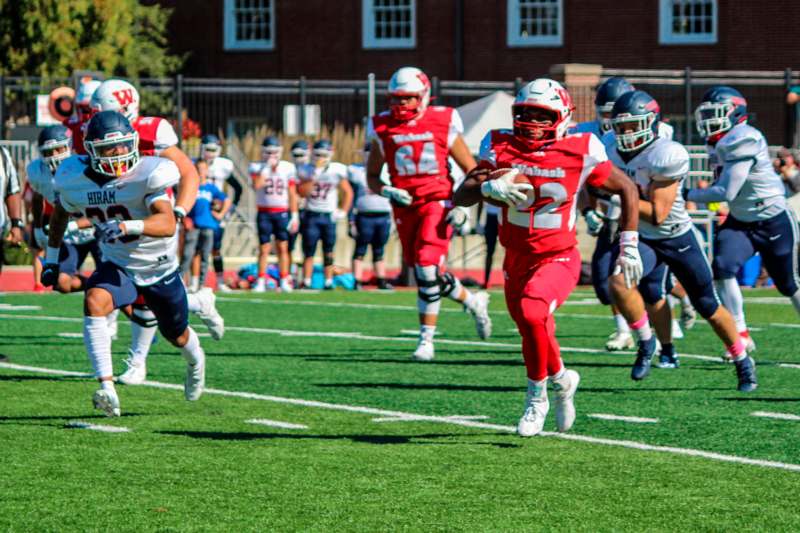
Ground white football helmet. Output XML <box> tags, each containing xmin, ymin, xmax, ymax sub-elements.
<box><xmin>512</xmin><ymin>78</ymin><xmax>574</xmax><ymax>145</ymax></box>
<box><xmin>74</xmin><ymin>79</ymin><xmax>102</xmax><ymax>122</ymax></box>
<box><xmin>90</xmin><ymin>79</ymin><xmax>141</xmax><ymax>122</ymax></box>
<box><xmin>388</xmin><ymin>66</ymin><xmax>431</xmax><ymax>121</ymax></box>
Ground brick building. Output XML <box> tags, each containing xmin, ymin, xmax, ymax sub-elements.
<box><xmin>152</xmin><ymin>0</ymin><xmax>798</xmax><ymax>81</ymax></box>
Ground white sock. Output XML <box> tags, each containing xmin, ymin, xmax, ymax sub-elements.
<box><xmin>106</xmin><ymin>309</ymin><xmax>119</xmax><ymax>328</ymax></box>
<box><xmin>417</xmin><ymin>296</ymin><xmax>441</xmax><ymax>316</ymax></box>
<box><xmin>681</xmin><ymin>294</ymin><xmax>693</xmax><ymax>308</ymax></box>
<box><xmin>629</xmin><ymin>315</ymin><xmax>653</xmax><ymax>342</ymax></box>
<box><xmin>667</xmin><ymin>294</ymin><xmax>679</xmax><ymax>308</ymax></box>
<box><xmin>791</xmin><ymin>290</ymin><xmax>800</xmax><ymax>316</ymax></box>
<box><xmin>180</xmin><ymin>327</ymin><xmax>204</xmax><ymax>366</ymax></box>
<box><xmin>101</xmin><ymin>380</ymin><xmax>116</xmax><ymax>392</ymax></box>
<box><xmin>420</xmin><ymin>324</ymin><xmax>436</xmax><ymax>341</ymax></box>
<box><xmin>303</xmin><ymin>277</ymin><xmax>312</xmax><ymax>288</ymax></box>
<box><xmin>129</xmin><ymin>308</ymin><xmax>157</xmax><ymax>365</ymax></box>
<box><xmin>550</xmin><ymin>367</ymin><xmax>566</xmax><ymax>382</ymax></box>
<box><xmin>715</xmin><ymin>278</ymin><xmax>747</xmax><ymax>332</ymax></box>
<box><xmin>445</xmin><ymin>276</ymin><xmax>466</xmax><ymax>301</ymax></box>
<box><xmin>186</xmin><ymin>292</ymin><xmax>202</xmax><ymax>313</ymax></box>
<box><xmin>83</xmin><ymin>316</ymin><xmax>113</xmax><ymax>379</ymax></box>
<box><xmin>324</xmin><ymin>278</ymin><xmax>333</xmax><ymax>288</ymax></box>
<box><xmin>190</xmin><ymin>276</ymin><xmax>199</xmax><ymax>287</ymax></box>
<box><xmin>613</xmin><ymin>314</ymin><xmax>630</xmax><ymax>334</ymax></box>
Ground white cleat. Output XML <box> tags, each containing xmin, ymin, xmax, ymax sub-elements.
<box><xmin>93</xmin><ymin>388</ymin><xmax>121</xmax><ymax>417</ymax></box>
<box><xmin>551</xmin><ymin>369</ymin><xmax>580</xmax><ymax>433</ymax></box>
<box><xmin>216</xmin><ymin>283</ymin><xmax>232</xmax><ymax>293</ymax></box>
<box><xmin>279</xmin><ymin>277</ymin><xmax>294</xmax><ymax>293</ymax></box>
<box><xmin>185</xmin><ymin>356</ymin><xmax>206</xmax><ymax>401</ymax></box>
<box><xmin>468</xmin><ymin>291</ymin><xmax>492</xmax><ymax>339</ymax></box>
<box><xmin>671</xmin><ymin>319</ymin><xmax>684</xmax><ymax>340</ymax></box>
<box><xmin>117</xmin><ymin>358</ymin><xmax>146</xmax><ymax>385</ymax></box>
<box><xmin>253</xmin><ymin>278</ymin><xmax>267</xmax><ymax>293</ymax></box>
<box><xmin>413</xmin><ymin>337</ymin><xmax>435</xmax><ymax>362</ymax></box>
<box><xmin>517</xmin><ymin>379</ymin><xmax>549</xmax><ymax>437</ymax></box>
<box><xmin>193</xmin><ymin>287</ymin><xmax>225</xmax><ymax>341</ymax></box>
<box><xmin>605</xmin><ymin>330</ymin><xmax>634</xmax><ymax>351</ymax></box>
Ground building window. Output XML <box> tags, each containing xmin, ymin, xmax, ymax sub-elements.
<box><xmin>362</xmin><ymin>0</ymin><xmax>416</xmax><ymax>49</ymax></box>
<box><xmin>224</xmin><ymin>0</ymin><xmax>275</xmax><ymax>51</ymax></box>
<box><xmin>507</xmin><ymin>0</ymin><xmax>563</xmax><ymax>47</ymax></box>
<box><xmin>659</xmin><ymin>0</ymin><xmax>717</xmax><ymax>45</ymax></box>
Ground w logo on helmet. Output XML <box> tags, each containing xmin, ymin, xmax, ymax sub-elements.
<box><xmin>113</xmin><ymin>89</ymin><xmax>135</xmax><ymax>106</ymax></box>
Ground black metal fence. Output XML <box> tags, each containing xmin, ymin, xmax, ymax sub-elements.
<box><xmin>2</xmin><ymin>68</ymin><xmax>798</xmax><ymax>147</ymax></box>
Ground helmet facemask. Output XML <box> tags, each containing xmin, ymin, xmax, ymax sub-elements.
<box><xmin>312</xmin><ymin>148</ymin><xmax>333</xmax><ymax>168</ymax></box>
<box><xmin>390</xmin><ymin>93</ymin><xmax>428</xmax><ymax>121</ymax></box>
<box><xmin>201</xmin><ymin>143</ymin><xmax>221</xmax><ymax>162</ymax></box>
<box><xmin>86</xmin><ymin>132</ymin><xmax>140</xmax><ymax>177</ymax></box>
<box><xmin>596</xmin><ymin>102</ymin><xmax>615</xmax><ymax>133</ymax></box>
<box><xmin>513</xmin><ymin>104</ymin><xmax>563</xmax><ymax>146</ymax></box>
<box><xmin>41</xmin><ymin>140</ymin><xmax>72</xmax><ymax>173</ymax></box>
<box><xmin>695</xmin><ymin>101</ymin><xmax>734</xmax><ymax>141</ymax></box>
<box><xmin>612</xmin><ymin>112</ymin><xmax>656</xmax><ymax>152</ymax></box>
<box><xmin>262</xmin><ymin>145</ymin><xmax>283</xmax><ymax>167</ymax></box>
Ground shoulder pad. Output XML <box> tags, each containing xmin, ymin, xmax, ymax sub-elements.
<box><xmin>716</xmin><ymin>124</ymin><xmax>761</xmax><ymax>162</ymax></box>
<box><xmin>146</xmin><ymin>157</ymin><xmax>180</xmax><ymax>192</ymax></box>
<box><xmin>649</xmin><ymin>140</ymin><xmax>689</xmax><ymax>180</ymax></box>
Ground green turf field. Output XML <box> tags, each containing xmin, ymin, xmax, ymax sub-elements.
<box><xmin>1</xmin><ymin>288</ymin><xmax>799</xmax><ymax>531</ymax></box>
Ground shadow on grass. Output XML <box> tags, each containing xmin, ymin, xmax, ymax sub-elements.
<box><xmin>157</xmin><ymin>430</ymin><xmax>519</xmax><ymax>448</ymax></box>
<box><xmin>0</xmin><ymin>374</ymin><xmax>86</xmax><ymax>382</ymax></box>
<box><xmin>314</xmin><ymin>382</ymin><xmax>520</xmax><ymax>392</ymax></box>
<box><xmin>719</xmin><ymin>397</ymin><xmax>800</xmax><ymax>403</ymax></box>
<box><xmin>0</xmin><ymin>413</ymin><xmax>147</xmax><ymax>422</ymax></box>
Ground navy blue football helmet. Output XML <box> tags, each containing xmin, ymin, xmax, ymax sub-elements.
<box><xmin>312</xmin><ymin>139</ymin><xmax>333</xmax><ymax>167</ymax></box>
<box><xmin>38</xmin><ymin>125</ymin><xmax>72</xmax><ymax>172</ymax></box>
<box><xmin>84</xmin><ymin>110</ymin><xmax>140</xmax><ymax>177</ymax></box>
<box><xmin>610</xmin><ymin>90</ymin><xmax>661</xmax><ymax>153</ymax></box>
<box><xmin>695</xmin><ymin>86</ymin><xmax>748</xmax><ymax>142</ymax></box>
<box><xmin>200</xmin><ymin>133</ymin><xmax>222</xmax><ymax>161</ymax></box>
<box><xmin>290</xmin><ymin>139</ymin><xmax>309</xmax><ymax>165</ymax></box>
<box><xmin>595</xmin><ymin>77</ymin><xmax>635</xmax><ymax>132</ymax></box>
<box><xmin>262</xmin><ymin>135</ymin><xmax>282</xmax><ymax>163</ymax></box>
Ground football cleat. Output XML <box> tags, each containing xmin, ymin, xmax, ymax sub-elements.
<box><xmin>722</xmin><ymin>333</ymin><xmax>756</xmax><ymax>363</ymax></box>
<box><xmin>253</xmin><ymin>277</ymin><xmax>267</xmax><ymax>293</ymax></box>
<box><xmin>657</xmin><ymin>343</ymin><xmax>680</xmax><ymax>369</ymax></box>
<box><xmin>117</xmin><ymin>357</ymin><xmax>146</xmax><ymax>385</ymax></box>
<box><xmin>551</xmin><ymin>369</ymin><xmax>579</xmax><ymax>433</ymax></box>
<box><xmin>216</xmin><ymin>282</ymin><xmax>232</xmax><ymax>293</ymax></box>
<box><xmin>413</xmin><ymin>337</ymin><xmax>435</xmax><ymax>362</ymax></box>
<box><xmin>185</xmin><ymin>354</ymin><xmax>206</xmax><ymax>401</ymax></box>
<box><xmin>605</xmin><ymin>330</ymin><xmax>634</xmax><ymax>351</ymax></box>
<box><xmin>734</xmin><ymin>356</ymin><xmax>757</xmax><ymax>392</ymax></box>
<box><xmin>93</xmin><ymin>388</ymin><xmax>121</xmax><ymax>417</ymax></box>
<box><xmin>377</xmin><ymin>279</ymin><xmax>394</xmax><ymax>291</ymax></box>
<box><xmin>467</xmin><ymin>291</ymin><xmax>492</xmax><ymax>340</ymax></box>
<box><xmin>279</xmin><ymin>277</ymin><xmax>294</xmax><ymax>293</ymax></box>
<box><xmin>631</xmin><ymin>337</ymin><xmax>658</xmax><ymax>381</ymax></box>
<box><xmin>671</xmin><ymin>319</ymin><xmax>684</xmax><ymax>340</ymax></box>
<box><xmin>193</xmin><ymin>287</ymin><xmax>224</xmax><ymax>341</ymax></box>
<box><xmin>517</xmin><ymin>379</ymin><xmax>549</xmax><ymax>437</ymax></box>
<box><xmin>680</xmin><ymin>302</ymin><xmax>697</xmax><ymax>330</ymax></box>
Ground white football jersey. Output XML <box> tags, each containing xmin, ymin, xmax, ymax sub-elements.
<box><xmin>298</xmin><ymin>161</ymin><xmax>348</xmax><ymax>213</ymax></box>
<box><xmin>206</xmin><ymin>156</ymin><xmax>235</xmax><ymax>191</ymax></box>
<box><xmin>54</xmin><ymin>155</ymin><xmax>180</xmax><ymax>285</ymax></box>
<box><xmin>608</xmin><ymin>137</ymin><xmax>692</xmax><ymax>240</ymax></box>
<box><xmin>347</xmin><ymin>163</ymin><xmax>392</xmax><ymax>214</ymax></box>
<box><xmin>249</xmin><ymin>160</ymin><xmax>296</xmax><ymax>210</ymax></box>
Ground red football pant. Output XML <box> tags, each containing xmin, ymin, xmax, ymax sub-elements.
<box><xmin>504</xmin><ymin>247</ymin><xmax>581</xmax><ymax>382</ymax></box>
<box><xmin>394</xmin><ymin>201</ymin><xmax>453</xmax><ymax>267</ymax></box>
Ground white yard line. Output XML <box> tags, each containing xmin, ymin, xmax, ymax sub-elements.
<box><xmin>245</xmin><ymin>418</ymin><xmax>308</xmax><ymax>430</ymax></box>
<box><xmin>2</xmin><ymin>361</ymin><xmax>800</xmax><ymax>473</ymax></box>
<box><xmin>57</xmin><ymin>333</ymin><xmax>84</xmax><ymax>338</ymax></box>
<box><xmin>751</xmin><ymin>411</ymin><xmax>800</xmax><ymax>421</ymax></box>
<box><xmin>588</xmin><ymin>413</ymin><xmax>659</xmax><ymax>424</ymax></box>
<box><xmin>0</xmin><ymin>304</ymin><xmax>41</xmax><ymax>311</ymax></box>
<box><xmin>372</xmin><ymin>415</ymin><xmax>489</xmax><ymax>423</ymax></box>
<box><xmin>65</xmin><ymin>421</ymin><xmax>130</xmax><ymax>433</ymax></box>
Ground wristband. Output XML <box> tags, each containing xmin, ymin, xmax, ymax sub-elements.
<box><xmin>619</xmin><ymin>230</ymin><xmax>639</xmax><ymax>246</ymax></box>
<box><xmin>173</xmin><ymin>206</ymin><xmax>187</xmax><ymax>220</ymax></box>
<box><xmin>45</xmin><ymin>246</ymin><xmax>60</xmax><ymax>264</ymax></box>
<box><xmin>123</xmin><ymin>220</ymin><xmax>145</xmax><ymax>235</ymax></box>
<box><xmin>10</xmin><ymin>218</ymin><xmax>23</xmax><ymax>229</ymax></box>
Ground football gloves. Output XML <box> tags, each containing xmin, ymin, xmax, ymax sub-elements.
<box><xmin>582</xmin><ymin>208</ymin><xmax>605</xmax><ymax>236</ymax></box>
<box><xmin>381</xmin><ymin>186</ymin><xmax>413</xmax><ymax>207</ymax></box>
<box><xmin>446</xmin><ymin>206</ymin><xmax>471</xmax><ymax>236</ymax></box>
<box><xmin>480</xmin><ymin>168</ymin><xmax>532</xmax><ymax>207</ymax></box>
<box><xmin>96</xmin><ymin>220</ymin><xmax>125</xmax><ymax>242</ymax></box>
<box><xmin>613</xmin><ymin>231</ymin><xmax>643</xmax><ymax>289</ymax></box>
<box><xmin>287</xmin><ymin>212</ymin><xmax>300</xmax><ymax>234</ymax></box>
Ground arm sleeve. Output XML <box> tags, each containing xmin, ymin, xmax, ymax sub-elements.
<box><xmin>687</xmin><ymin>158</ymin><xmax>753</xmax><ymax>204</ymax></box>
<box><xmin>447</xmin><ymin>109</ymin><xmax>465</xmax><ymax>148</ymax></box>
<box><xmin>154</xmin><ymin>120</ymin><xmax>179</xmax><ymax>155</ymax></box>
<box><xmin>226</xmin><ymin>175</ymin><xmax>243</xmax><ymax>205</ymax></box>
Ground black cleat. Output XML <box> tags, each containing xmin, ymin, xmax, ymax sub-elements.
<box><xmin>657</xmin><ymin>343</ymin><xmax>679</xmax><ymax>369</ymax></box>
<box><xmin>734</xmin><ymin>356</ymin><xmax>758</xmax><ymax>392</ymax></box>
<box><xmin>631</xmin><ymin>337</ymin><xmax>657</xmax><ymax>381</ymax></box>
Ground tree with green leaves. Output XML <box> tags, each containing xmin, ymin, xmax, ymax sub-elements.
<box><xmin>0</xmin><ymin>0</ymin><xmax>183</xmax><ymax>78</ymax></box>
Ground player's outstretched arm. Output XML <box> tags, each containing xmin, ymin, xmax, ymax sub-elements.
<box><xmin>599</xmin><ymin>165</ymin><xmax>639</xmax><ymax>232</ymax></box>
<box><xmin>685</xmin><ymin>159</ymin><xmax>751</xmax><ymax>204</ymax></box>
<box><xmin>453</xmin><ymin>167</ymin><xmax>491</xmax><ymax>207</ymax></box>
<box><xmin>162</xmin><ymin>146</ymin><xmax>200</xmax><ymax>213</ymax></box>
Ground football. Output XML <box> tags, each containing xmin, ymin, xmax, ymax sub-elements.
<box><xmin>483</xmin><ymin>168</ymin><xmax>524</xmax><ymax>208</ymax></box>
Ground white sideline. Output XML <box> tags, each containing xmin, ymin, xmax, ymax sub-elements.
<box><xmin>2</xmin><ymin>361</ymin><xmax>800</xmax><ymax>473</ymax></box>
<box><xmin>0</xmin><ymin>312</ymin><xmax>777</xmax><ymax>367</ymax></box>
<box><xmin>0</xmin><ymin>304</ymin><xmax>41</xmax><ymax>311</ymax></box>
<box><xmin>65</xmin><ymin>421</ymin><xmax>130</xmax><ymax>433</ymax></box>
<box><xmin>750</xmin><ymin>411</ymin><xmax>800</xmax><ymax>421</ymax></box>
<box><xmin>588</xmin><ymin>414</ymin><xmax>659</xmax><ymax>424</ymax></box>
<box><xmin>246</xmin><ymin>418</ymin><xmax>308</xmax><ymax>429</ymax></box>
<box><xmin>372</xmin><ymin>415</ymin><xmax>490</xmax><ymax>423</ymax></box>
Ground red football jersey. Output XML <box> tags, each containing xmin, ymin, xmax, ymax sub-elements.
<box><xmin>132</xmin><ymin>116</ymin><xmax>179</xmax><ymax>156</ymax></box>
<box><xmin>62</xmin><ymin>116</ymin><xmax>87</xmax><ymax>155</ymax></box>
<box><xmin>479</xmin><ymin>130</ymin><xmax>611</xmax><ymax>257</ymax></box>
<box><xmin>367</xmin><ymin>106</ymin><xmax>463</xmax><ymax>205</ymax></box>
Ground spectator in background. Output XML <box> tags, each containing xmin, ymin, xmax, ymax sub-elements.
<box><xmin>1</xmin><ymin>145</ymin><xmax>23</xmax><ymax>268</ymax></box>
<box><xmin>787</xmin><ymin>86</ymin><xmax>800</xmax><ymax>149</ymax></box>
<box><xmin>773</xmin><ymin>147</ymin><xmax>800</xmax><ymax>197</ymax></box>
<box><xmin>182</xmin><ymin>160</ymin><xmax>231</xmax><ymax>292</ymax></box>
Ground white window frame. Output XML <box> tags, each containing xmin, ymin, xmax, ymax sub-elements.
<box><xmin>223</xmin><ymin>0</ymin><xmax>275</xmax><ymax>51</ymax></box>
<box><xmin>507</xmin><ymin>0</ymin><xmax>563</xmax><ymax>47</ymax></box>
<box><xmin>659</xmin><ymin>0</ymin><xmax>717</xmax><ymax>45</ymax></box>
<box><xmin>362</xmin><ymin>0</ymin><xmax>416</xmax><ymax>50</ymax></box>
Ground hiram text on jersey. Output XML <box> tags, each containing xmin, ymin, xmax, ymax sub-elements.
<box><xmin>87</xmin><ymin>190</ymin><xmax>117</xmax><ymax>205</ymax></box>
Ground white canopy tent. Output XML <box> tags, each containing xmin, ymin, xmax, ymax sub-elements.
<box><xmin>456</xmin><ymin>91</ymin><xmax>515</xmax><ymax>154</ymax></box>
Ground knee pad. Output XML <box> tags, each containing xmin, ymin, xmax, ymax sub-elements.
<box><xmin>415</xmin><ymin>265</ymin><xmax>442</xmax><ymax>303</ymax></box>
<box><xmin>440</xmin><ymin>271</ymin><xmax>459</xmax><ymax>299</ymax></box>
<box><xmin>130</xmin><ymin>304</ymin><xmax>158</xmax><ymax>328</ymax></box>
<box><xmin>323</xmin><ymin>254</ymin><xmax>334</xmax><ymax>267</ymax></box>
<box><xmin>693</xmin><ymin>289</ymin><xmax>720</xmax><ymax>319</ymax></box>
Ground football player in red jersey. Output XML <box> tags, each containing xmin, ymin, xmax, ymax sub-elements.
<box><xmin>366</xmin><ymin>66</ymin><xmax>492</xmax><ymax>362</ymax></box>
<box><xmin>454</xmin><ymin>79</ymin><xmax>643</xmax><ymax>437</ymax></box>
<box><xmin>62</xmin><ymin>79</ymin><xmax>101</xmax><ymax>155</ymax></box>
